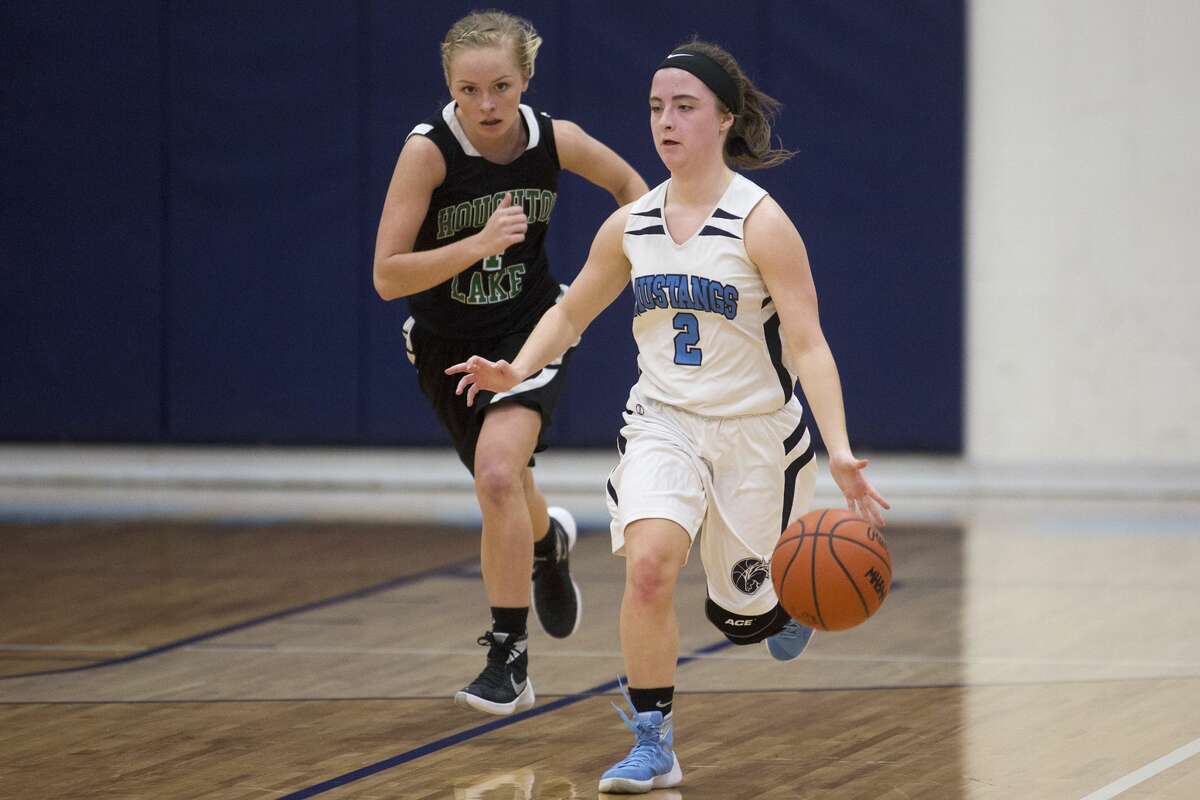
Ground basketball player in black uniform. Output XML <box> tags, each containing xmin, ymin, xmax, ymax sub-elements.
<box><xmin>373</xmin><ymin>10</ymin><xmax>647</xmax><ymax>716</ymax></box>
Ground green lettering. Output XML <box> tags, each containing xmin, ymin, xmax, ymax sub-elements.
<box><xmin>450</xmin><ymin>273</ymin><xmax>467</xmax><ymax>303</ymax></box>
<box><xmin>453</xmin><ymin>202</ymin><xmax>472</xmax><ymax>236</ymax></box>
<box><xmin>466</xmin><ymin>272</ymin><xmax>488</xmax><ymax>305</ymax></box>
<box><xmin>437</xmin><ymin>206</ymin><xmax>453</xmax><ymax>239</ymax></box>
<box><xmin>507</xmin><ymin>263</ymin><xmax>526</xmax><ymax>297</ymax></box>
<box><xmin>486</xmin><ymin>271</ymin><xmax>510</xmax><ymax>302</ymax></box>
<box><xmin>471</xmin><ymin>197</ymin><xmax>489</xmax><ymax>228</ymax></box>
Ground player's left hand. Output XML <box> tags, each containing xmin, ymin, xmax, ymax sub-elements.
<box><xmin>445</xmin><ymin>356</ymin><xmax>522</xmax><ymax>407</ymax></box>
<box><xmin>827</xmin><ymin>451</ymin><xmax>890</xmax><ymax>527</ymax></box>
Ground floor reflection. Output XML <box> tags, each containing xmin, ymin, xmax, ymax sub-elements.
<box><xmin>451</xmin><ymin>767</ymin><xmax>685</xmax><ymax>799</ymax></box>
<box><xmin>453</xmin><ymin>767</ymin><xmax>591</xmax><ymax>799</ymax></box>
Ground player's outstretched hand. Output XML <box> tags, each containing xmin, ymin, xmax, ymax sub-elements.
<box><xmin>828</xmin><ymin>451</ymin><xmax>890</xmax><ymax>528</ymax></box>
<box><xmin>445</xmin><ymin>356</ymin><xmax>522</xmax><ymax>407</ymax></box>
<box><xmin>476</xmin><ymin>193</ymin><xmax>527</xmax><ymax>256</ymax></box>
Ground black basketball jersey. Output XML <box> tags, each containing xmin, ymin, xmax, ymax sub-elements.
<box><xmin>405</xmin><ymin>101</ymin><xmax>561</xmax><ymax>340</ymax></box>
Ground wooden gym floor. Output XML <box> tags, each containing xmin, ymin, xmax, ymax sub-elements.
<box><xmin>1</xmin><ymin>502</ymin><xmax>1199</xmax><ymax>798</ymax></box>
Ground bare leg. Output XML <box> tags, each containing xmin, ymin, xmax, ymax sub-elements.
<box><xmin>620</xmin><ymin>518</ymin><xmax>692</xmax><ymax>686</ymax></box>
<box><xmin>473</xmin><ymin>404</ymin><xmax>542</xmax><ymax>607</ymax></box>
<box><xmin>521</xmin><ymin>466</ymin><xmax>550</xmax><ymax>544</ymax></box>
<box><xmin>598</xmin><ymin>518</ymin><xmax>690</xmax><ymax>792</ymax></box>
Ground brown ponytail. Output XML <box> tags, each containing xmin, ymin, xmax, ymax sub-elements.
<box><xmin>673</xmin><ymin>39</ymin><xmax>795</xmax><ymax>170</ymax></box>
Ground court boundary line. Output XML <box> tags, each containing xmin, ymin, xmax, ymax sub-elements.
<box><xmin>5</xmin><ymin>672</ymin><xmax>1199</xmax><ymax>706</ymax></box>
<box><xmin>9</xmin><ymin>638</ymin><xmax>1197</xmax><ymax>672</ymax></box>
<box><xmin>276</xmin><ymin>640</ymin><xmax>735</xmax><ymax>800</ymax></box>
<box><xmin>0</xmin><ymin>559</ymin><xmax>479</xmax><ymax>681</ymax></box>
<box><xmin>1079</xmin><ymin>735</ymin><xmax>1200</xmax><ymax>799</ymax></box>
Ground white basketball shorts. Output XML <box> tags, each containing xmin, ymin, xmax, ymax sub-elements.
<box><xmin>606</xmin><ymin>384</ymin><xmax>818</xmax><ymax>616</ymax></box>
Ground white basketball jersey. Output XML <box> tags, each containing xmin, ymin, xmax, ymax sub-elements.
<box><xmin>622</xmin><ymin>174</ymin><xmax>799</xmax><ymax>417</ymax></box>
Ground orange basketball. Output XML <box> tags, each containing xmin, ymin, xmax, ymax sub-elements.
<box><xmin>770</xmin><ymin>508</ymin><xmax>892</xmax><ymax>631</ymax></box>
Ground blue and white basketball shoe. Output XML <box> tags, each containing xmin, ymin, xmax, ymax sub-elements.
<box><xmin>598</xmin><ymin>686</ymin><xmax>683</xmax><ymax>794</ymax></box>
<box><xmin>765</xmin><ymin>618</ymin><xmax>816</xmax><ymax>661</ymax></box>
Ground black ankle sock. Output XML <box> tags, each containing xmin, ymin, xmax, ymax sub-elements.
<box><xmin>629</xmin><ymin>686</ymin><xmax>674</xmax><ymax>717</ymax></box>
<box><xmin>490</xmin><ymin>606</ymin><xmax>528</xmax><ymax>639</ymax></box>
<box><xmin>533</xmin><ymin>518</ymin><xmax>557</xmax><ymax>559</ymax></box>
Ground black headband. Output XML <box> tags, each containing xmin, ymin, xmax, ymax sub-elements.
<box><xmin>655</xmin><ymin>49</ymin><xmax>742</xmax><ymax>114</ymax></box>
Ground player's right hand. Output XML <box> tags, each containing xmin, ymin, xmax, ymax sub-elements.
<box><xmin>445</xmin><ymin>356</ymin><xmax>522</xmax><ymax>407</ymax></box>
<box><xmin>475</xmin><ymin>193</ymin><xmax>527</xmax><ymax>256</ymax></box>
<box><xmin>828</xmin><ymin>451</ymin><xmax>890</xmax><ymax>528</ymax></box>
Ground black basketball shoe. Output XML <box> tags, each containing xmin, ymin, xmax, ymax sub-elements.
<box><xmin>454</xmin><ymin>631</ymin><xmax>535</xmax><ymax>716</ymax></box>
<box><xmin>531</xmin><ymin>506</ymin><xmax>582</xmax><ymax>638</ymax></box>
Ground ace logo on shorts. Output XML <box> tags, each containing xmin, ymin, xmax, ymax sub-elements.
<box><xmin>731</xmin><ymin>558</ymin><xmax>769</xmax><ymax>595</ymax></box>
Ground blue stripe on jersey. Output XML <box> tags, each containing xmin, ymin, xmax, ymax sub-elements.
<box><xmin>627</xmin><ymin>225</ymin><xmax>666</xmax><ymax>236</ymax></box>
<box><xmin>631</xmin><ymin>208</ymin><xmax>662</xmax><ymax>218</ymax></box>
<box><xmin>711</xmin><ymin>207</ymin><xmax>742</xmax><ymax>220</ymax></box>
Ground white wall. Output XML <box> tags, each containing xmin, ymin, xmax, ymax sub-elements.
<box><xmin>968</xmin><ymin>0</ymin><xmax>1200</xmax><ymax>464</ymax></box>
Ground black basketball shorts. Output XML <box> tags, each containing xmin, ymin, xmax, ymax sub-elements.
<box><xmin>404</xmin><ymin>315</ymin><xmax>575</xmax><ymax>473</ymax></box>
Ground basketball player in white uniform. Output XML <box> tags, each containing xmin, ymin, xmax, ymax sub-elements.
<box><xmin>447</xmin><ymin>39</ymin><xmax>888</xmax><ymax>794</ymax></box>
<box><xmin>616</xmin><ymin>171</ymin><xmax>820</xmax><ymax>639</ymax></box>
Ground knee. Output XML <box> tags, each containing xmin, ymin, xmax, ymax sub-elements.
<box><xmin>473</xmin><ymin>459</ymin><xmax>522</xmax><ymax>506</ymax></box>
<box><xmin>625</xmin><ymin>553</ymin><xmax>678</xmax><ymax>608</ymax></box>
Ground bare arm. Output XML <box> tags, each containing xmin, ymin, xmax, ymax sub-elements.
<box><xmin>446</xmin><ymin>206</ymin><xmax>634</xmax><ymax>404</ymax></box>
<box><xmin>553</xmin><ymin>119</ymin><xmax>648</xmax><ymax>206</ymax></box>
<box><xmin>745</xmin><ymin>196</ymin><xmax>890</xmax><ymax>525</ymax></box>
<box><xmin>372</xmin><ymin>136</ymin><xmax>528</xmax><ymax>300</ymax></box>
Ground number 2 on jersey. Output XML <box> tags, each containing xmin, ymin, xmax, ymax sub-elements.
<box><xmin>672</xmin><ymin>312</ymin><xmax>703</xmax><ymax>366</ymax></box>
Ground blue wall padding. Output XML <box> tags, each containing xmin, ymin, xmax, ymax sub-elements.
<box><xmin>1</xmin><ymin>1</ymin><xmax>963</xmax><ymax>450</ymax></box>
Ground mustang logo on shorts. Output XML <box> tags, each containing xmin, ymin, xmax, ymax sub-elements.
<box><xmin>731</xmin><ymin>558</ymin><xmax>770</xmax><ymax>595</ymax></box>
